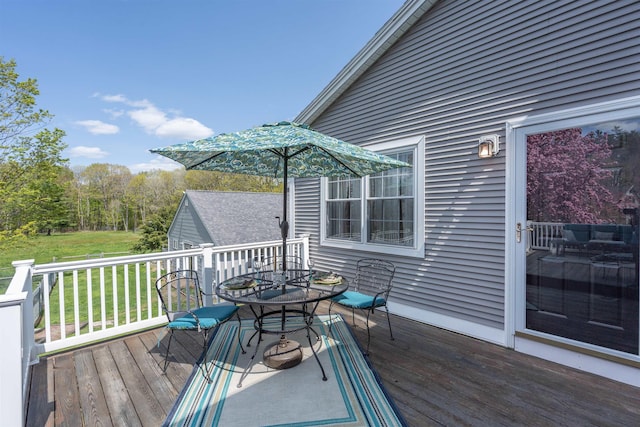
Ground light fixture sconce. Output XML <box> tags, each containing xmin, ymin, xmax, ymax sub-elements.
<box><xmin>478</xmin><ymin>134</ymin><xmax>500</xmax><ymax>158</ymax></box>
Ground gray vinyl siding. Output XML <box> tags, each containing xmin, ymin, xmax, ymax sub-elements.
<box><xmin>168</xmin><ymin>201</ymin><xmax>211</xmax><ymax>248</ymax></box>
<box><xmin>294</xmin><ymin>0</ymin><xmax>640</xmax><ymax>330</ymax></box>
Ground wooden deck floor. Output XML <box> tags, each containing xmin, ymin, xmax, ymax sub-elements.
<box><xmin>27</xmin><ymin>303</ymin><xmax>640</xmax><ymax>426</ymax></box>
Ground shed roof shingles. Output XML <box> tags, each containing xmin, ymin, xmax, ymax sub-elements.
<box><xmin>185</xmin><ymin>191</ymin><xmax>283</xmax><ymax>247</ymax></box>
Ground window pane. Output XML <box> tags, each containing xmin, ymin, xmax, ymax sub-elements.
<box><xmin>384</xmin><ymin>175</ymin><xmax>399</xmax><ymax>197</ymax></box>
<box><xmin>365</xmin><ymin>148</ymin><xmax>415</xmax><ymax>247</ymax></box>
<box><xmin>327</xmin><ymin>201</ymin><xmax>361</xmax><ymax>241</ymax></box>
<box><xmin>328</xmin><ymin>180</ymin><xmax>338</xmax><ymax>199</ymax></box>
<box><xmin>398</xmin><ymin>171</ymin><xmax>414</xmax><ymax>196</ymax></box>
<box><xmin>328</xmin><ymin>176</ymin><xmax>360</xmax><ymax>199</ymax></box>
<box><xmin>367</xmin><ymin>199</ymin><xmax>414</xmax><ymax>246</ymax></box>
<box><xmin>370</xmin><ymin>175</ymin><xmax>383</xmax><ymax>197</ymax></box>
<box><xmin>349</xmin><ymin>178</ymin><xmax>360</xmax><ymax>198</ymax></box>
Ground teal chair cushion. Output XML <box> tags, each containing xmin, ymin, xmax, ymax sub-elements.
<box><xmin>168</xmin><ymin>304</ymin><xmax>238</xmax><ymax>330</ymax></box>
<box><xmin>332</xmin><ymin>290</ymin><xmax>386</xmax><ymax>309</ymax></box>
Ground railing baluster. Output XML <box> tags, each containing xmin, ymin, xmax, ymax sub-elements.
<box><xmin>135</xmin><ymin>263</ymin><xmax>141</xmax><ymax>322</ymax></box>
<box><xmin>73</xmin><ymin>270</ymin><xmax>80</xmax><ymax>337</ymax></box>
<box><xmin>43</xmin><ymin>274</ymin><xmax>51</xmax><ymax>343</ymax></box>
<box><xmin>100</xmin><ymin>267</ymin><xmax>106</xmax><ymax>330</ymax></box>
<box><xmin>87</xmin><ymin>268</ymin><xmax>93</xmax><ymax>334</ymax></box>
<box><xmin>146</xmin><ymin>261</ymin><xmax>152</xmax><ymax>320</ymax></box>
<box><xmin>124</xmin><ymin>264</ymin><xmax>130</xmax><ymax>325</ymax></box>
<box><xmin>112</xmin><ymin>265</ymin><xmax>118</xmax><ymax>328</ymax></box>
<box><xmin>58</xmin><ymin>272</ymin><xmax>66</xmax><ymax>340</ymax></box>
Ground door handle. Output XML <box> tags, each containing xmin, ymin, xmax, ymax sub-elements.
<box><xmin>516</xmin><ymin>222</ymin><xmax>522</xmax><ymax>243</ymax></box>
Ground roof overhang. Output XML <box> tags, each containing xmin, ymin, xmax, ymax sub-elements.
<box><xmin>295</xmin><ymin>0</ymin><xmax>437</xmax><ymax>125</ymax></box>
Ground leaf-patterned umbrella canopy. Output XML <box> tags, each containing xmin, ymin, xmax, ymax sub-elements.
<box><xmin>150</xmin><ymin>121</ymin><xmax>410</xmax><ymax>264</ymax></box>
<box><xmin>150</xmin><ymin>121</ymin><xmax>410</xmax><ymax>179</ymax></box>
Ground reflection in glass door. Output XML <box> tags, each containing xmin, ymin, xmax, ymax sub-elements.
<box><xmin>525</xmin><ymin>121</ymin><xmax>639</xmax><ymax>354</ymax></box>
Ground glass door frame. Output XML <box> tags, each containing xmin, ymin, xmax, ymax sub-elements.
<box><xmin>506</xmin><ymin>95</ymin><xmax>640</xmax><ymax>356</ymax></box>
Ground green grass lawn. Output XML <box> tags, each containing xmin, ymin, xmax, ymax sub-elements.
<box><xmin>1</xmin><ymin>231</ymin><xmax>141</xmax><ymax>296</ymax></box>
<box><xmin>0</xmin><ymin>231</ymin><xmax>140</xmax><ymax>270</ymax></box>
<box><xmin>1</xmin><ymin>231</ymin><xmax>160</xmax><ymax>333</ymax></box>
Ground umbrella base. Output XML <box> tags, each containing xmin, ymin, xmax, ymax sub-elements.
<box><xmin>263</xmin><ymin>338</ymin><xmax>303</xmax><ymax>369</ymax></box>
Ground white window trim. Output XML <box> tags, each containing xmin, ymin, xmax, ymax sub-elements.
<box><xmin>320</xmin><ymin>135</ymin><xmax>425</xmax><ymax>258</ymax></box>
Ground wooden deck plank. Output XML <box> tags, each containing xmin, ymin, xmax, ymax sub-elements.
<box><xmin>52</xmin><ymin>353</ymin><xmax>82</xmax><ymax>427</ymax></box>
<box><xmin>109</xmin><ymin>340</ymin><xmax>166</xmax><ymax>427</ymax></box>
<box><xmin>28</xmin><ymin>304</ymin><xmax>640</xmax><ymax>427</ymax></box>
<box><xmin>25</xmin><ymin>357</ymin><xmax>54</xmax><ymax>427</ymax></box>
<box><xmin>139</xmin><ymin>328</ymin><xmax>200</xmax><ymax>393</ymax></box>
<box><xmin>124</xmin><ymin>334</ymin><xmax>179</xmax><ymax>411</ymax></box>
<box><xmin>92</xmin><ymin>345</ymin><xmax>142</xmax><ymax>427</ymax></box>
<box><xmin>74</xmin><ymin>349</ymin><xmax>113</xmax><ymax>427</ymax></box>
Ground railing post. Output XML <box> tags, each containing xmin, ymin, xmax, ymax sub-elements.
<box><xmin>200</xmin><ymin>244</ymin><xmax>215</xmax><ymax>305</ymax></box>
<box><xmin>0</xmin><ymin>259</ymin><xmax>35</xmax><ymax>427</ymax></box>
<box><xmin>301</xmin><ymin>234</ymin><xmax>310</xmax><ymax>268</ymax></box>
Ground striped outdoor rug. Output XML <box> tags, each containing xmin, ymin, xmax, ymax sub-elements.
<box><xmin>164</xmin><ymin>314</ymin><xmax>406</xmax><ymax>426</ymax></box>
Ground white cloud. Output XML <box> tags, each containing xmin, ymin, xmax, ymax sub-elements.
<box><xmin>103</xmin><ymin>108</ymin><xmax>124</xmax><ymax>119</ymax></box>
<box><xmin>101</xmin><ymin>93</ymin><xmax>128</xmax><ymax>103</ymax></box>
<box><xmin>75</xmin><ymin>120</ymin><xmax>119</xmax><ymax>135</ymax></box>
<box><xmin>128</xmin><ymin>156</ymin><xmax>185</xmax><ymax>174</ymax></box>
<box><xmin>100</xmin><ymin>93</ymin><xmax>213</xmax><ymax>140</ymax></box>
<box><xmin>155</xmin><ymin>117</ymin><xmax>214</xmax><ymax>139</ymax></box>
<box><xmin>128</xmin><ymin>103</ymin><xmax>168</xmax><ymax>133</ymax></box>
<box><xmin>69</xmin><ymin>146</ymin><xmax>109</xmax><ymax>159</ymax></box>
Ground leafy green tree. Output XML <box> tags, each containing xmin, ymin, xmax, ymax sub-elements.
<box><xmin>0</xmin><ymin>57</ymin><xmax>68</xmax><ymax>243</ymax></box>
<box><xmin>131</xmin><ymin>205</ymin><xmax>175</xmax><ymax>253</ymax></box>
<box><xmin>0</xmin><ymin>57</ymin><xmax>52</xmax><ymax>154</ymax></box>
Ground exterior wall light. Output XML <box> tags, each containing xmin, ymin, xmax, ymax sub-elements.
<box><xmin>478</xmin><ymin>135</ymin><xmax>500</xmax><ymax>158</ymax></box>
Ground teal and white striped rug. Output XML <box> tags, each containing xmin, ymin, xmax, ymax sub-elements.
<box><xmin>164</xmin><ymin>315</ymin><xmax>407</xmax><ymax>426</ymax></box>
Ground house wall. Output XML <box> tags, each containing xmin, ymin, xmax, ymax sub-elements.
<box><xmin>168</xmin><ymin>197</ymin><xmax>211</xmax><ymax>249</ymax></box>
<box><xmin>295</xmin><ymin>0</ymin><xmax>640</xmax><ymax>342</ymax></box>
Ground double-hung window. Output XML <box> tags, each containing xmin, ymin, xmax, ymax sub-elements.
<box><xmin>321</xmin><ymin>136</ymin><xmax>424</xmax><ymax>257</ymax></box>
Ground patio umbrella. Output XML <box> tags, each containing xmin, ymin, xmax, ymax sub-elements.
<box><xmin>150</xmin><ymin>121</ymin><xmax>410</xmax><ymax>266</ymax></box>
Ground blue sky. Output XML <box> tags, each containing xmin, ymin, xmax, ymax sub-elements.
<box><xmin>1</xmin><ymin>0</ymin><xmax>403</xmax><ymax>173</ymax></box>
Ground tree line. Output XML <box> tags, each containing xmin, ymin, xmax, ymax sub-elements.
<box><xmin>0</xmin><ymin>56</ymin><xmax>281</xmax><ymax>250</ymax></box>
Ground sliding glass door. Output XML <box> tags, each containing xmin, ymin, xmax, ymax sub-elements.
<box><xmin>515</xmin><ymin>99</ymin><xmax>640</xmax><ymax>356</ymax></box>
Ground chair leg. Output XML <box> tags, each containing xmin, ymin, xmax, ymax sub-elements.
<box><xmin>163</xmin><ymin>330</ymin><xmax>174</xmax><ymax>373</ymax></box>
<box><xmin>327</xmin><ymin>300</ymin><xmax>340</xmax><ymax>343</ymax></box>
<box><xmin>364</xmin><ymin>308</ymin><xmax>373</xmax><ymax>355</ymax></box>
<box><xmin>235</xmin><ymin>312</ymin><xmax>246</xmax><ymax>354</ymax></box>
<box><xmin>202</xmin><ymin>330</ymin><xmax>209</xmax><ymax>350</ymax></box>
<box><xmin>196</xmin><ymin>337</ymin><xmax>212</xmax><ymax>384</ymax></box>
<box><xmin>384</xmin><ymin>305</ymin><xmax>394</xmax><ymax>341</ymax></box>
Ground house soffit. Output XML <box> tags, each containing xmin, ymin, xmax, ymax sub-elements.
<box><xmin>295</xmin><ymin>0</ymin><xmax>437</xmax><ymax>125</ymax></box>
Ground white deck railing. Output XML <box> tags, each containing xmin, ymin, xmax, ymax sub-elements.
<box><xmin>527</xmin><ymin>221</ymin><xmax>564</xmax><ymax>250</ymax></box>
<box><xmin>0</xmin><ymin>235</ymin><xmax>309</xmax><ymax>426</ymax></box>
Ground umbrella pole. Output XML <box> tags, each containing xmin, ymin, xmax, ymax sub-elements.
<box><xmin>281</xmin><ymin>152</ymin><xmax>288</xmax><ymax>268</ymax></box>
<box><xmin>264</xmin><ymin>151</ymin><xmax>303</xmax><ymax>370</ymax></box>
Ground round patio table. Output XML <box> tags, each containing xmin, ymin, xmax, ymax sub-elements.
<box><xmin>215</xmin><ymin>269</ymin><xmax>348</xmax><ymax>382</ymax></box>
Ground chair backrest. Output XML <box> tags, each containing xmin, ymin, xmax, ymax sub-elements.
<box><xmin>353</xmin><ymin>258</ymin><xmax>395</xmax><ymax>298</ymax></box>
<box><xmin>155</xmin><ymin>270</ymin><xmax>203</xmax><ymax>321</ymax></box>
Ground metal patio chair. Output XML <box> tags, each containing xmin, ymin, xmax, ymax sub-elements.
<box><xmin>155</xmin><ymin>269</ymin><xmax>244</xmax><ymax>379</ymax></box>
<box><xmin>329</xmin><ymin>258</ymin><xmax>396</xmax><ymax>354</ymax></box>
